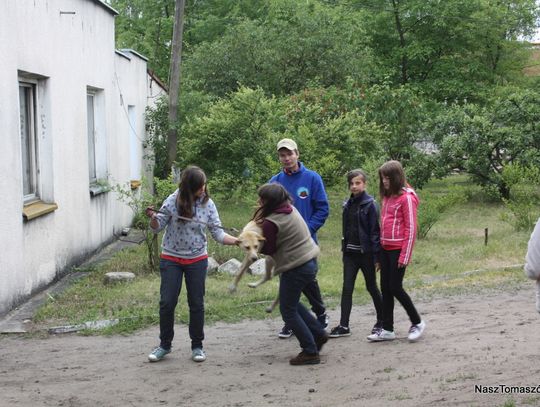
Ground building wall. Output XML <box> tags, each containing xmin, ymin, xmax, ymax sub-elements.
<box><xmin>0</xmin><ymin>0</ymin><xmax>157</xmax><ymax>315</ymax></box>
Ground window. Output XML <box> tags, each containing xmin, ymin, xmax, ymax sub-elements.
<box><xmin>128</xmin><ymin>105</ymin><xmax>141</xmax><ymax>185</ymax></box>
<box><xmin>18</xmin><ymin>73</ymin><xmax>57</xmax><ymax>220</ymax></box>
<box><xmin>86</xmin><ymin>87</ymin><xmax>108</xmax><ymax>196</ymax></box>
<box><xmin>19</xmin><ymin>81</ymin><xmax>39</xmax><ymax>202</ymax></box>
<box><xmin>87</xmin><ymin>92</ymin><xmax>97</xmax><ymax>183</ymax></box>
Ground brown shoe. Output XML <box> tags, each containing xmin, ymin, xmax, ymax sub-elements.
<box><xmin>289</xmin><ymin>351</ymin><xmax>320</xmax><ymax>366</ymax></box>
<box><xmin>316</xmin><ymin>333</ymin><xmax>329</xmax><ymax>352</ymax></box>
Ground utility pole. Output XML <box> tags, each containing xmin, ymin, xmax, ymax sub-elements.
<box><xmin>166</xmin><ymin>0</ymin><xmax>186</xmax><ymax>174</ymax></box>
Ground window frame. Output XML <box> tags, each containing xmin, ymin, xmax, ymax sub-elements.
<box><xmin>19</xmin><ymin>79</ymin><xmax>40</xmax><ymax>203</ymax></box>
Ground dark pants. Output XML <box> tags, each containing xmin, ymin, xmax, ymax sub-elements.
<box><xmin>340</xmin><ymin>252</ymin><xmax>383</xmax><ymax>327</ymax></box>
<box><xmin>380</xmin><ymin>249</ymin><xmax>421</xmax><ymax>332</ymax></box>
<box><xmin>282</xmin><ymin>263</ymin><xmax>326</xmax><ymax>331</ymax></box>
<box><xmin>158</xmin><ymin>258</ymin><xmax>208</xmax><ymax>350</ymax></box>
<box><xmin>279</xmin><ymin>259</ymin><xmax>327</xmax><ymax>354</ymax></box>
<box><xmin>303</xmin><ymin>275</ymin><xmax>326</xmax><ymax>316</ymax></box>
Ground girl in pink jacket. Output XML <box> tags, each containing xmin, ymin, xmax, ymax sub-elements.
<box><xmin>367</xmin><ymin>160</ymin><xmax>426</xmax><ymax>342</ymax></box>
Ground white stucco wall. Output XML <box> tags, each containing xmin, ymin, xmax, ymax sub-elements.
<box><xmin>0</xmin><ymin>0</ymin><xmax>154</xmax><ymax>315</ymax></box>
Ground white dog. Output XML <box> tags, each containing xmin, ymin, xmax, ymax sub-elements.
<box><xmin>229</xmin><ymin>221</ymin><xmax>278</xmax><ymax>312</ymax></box>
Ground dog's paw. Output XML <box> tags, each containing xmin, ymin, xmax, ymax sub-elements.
<box><xmin>228</xmin><ymin>284</ymin><xmax>237</xmax><ymax>293</ymax></box>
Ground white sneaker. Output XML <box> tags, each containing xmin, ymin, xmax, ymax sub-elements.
<box><xmin>191</xmin><ymin>348</ymin><xmax>206</xmax><ymax>362</ymax></box>
<box><xmin>408</xmin><ymin>320</ymin><xmax>426</xmax><ymax>342</ymax></box>
<box><xmin>535</xmin><ymin>281</ymin><xmax>540</xmax><ymax>313</ymax></box>
<box><xmin>367</xmin><ymin>329</ymin><xmax>396</xmax><ymax>342</ymax></box>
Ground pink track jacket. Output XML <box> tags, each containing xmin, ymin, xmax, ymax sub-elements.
<box><xmin>380</xmin><ymin>187</ymin><xmax>419</xmax><ymax>266</ymax></box>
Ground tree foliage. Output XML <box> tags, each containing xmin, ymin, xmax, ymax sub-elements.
<box><xmin>432</xmin><ymin>86</ymin><xmax>540</xmax><ymax>198</ymax></box>
<box><xmin>183</xmin><ymin>0</ymin><xmax>374</xmax><ymax>97</ymax></box>
<box><xmin>113</xmin><ymin>0</ymin><xmax>540</xmax><ymax>201</ymax></box>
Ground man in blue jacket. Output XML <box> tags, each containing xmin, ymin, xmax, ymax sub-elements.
<box><xmin>270</xmin><ymin>138</ymin><xmax>330</xmax><ymax>338</ymax></box>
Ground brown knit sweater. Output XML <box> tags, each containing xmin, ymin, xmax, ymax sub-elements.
<box><xmin>265</xmin><ymin>207</ymin><xmax>320</xmax><ymax>275</ymax></box>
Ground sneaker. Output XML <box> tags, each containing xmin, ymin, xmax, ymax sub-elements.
<box><xmin>315</xmin><ymin>333</ymin><xmax>329</xmax><ymax>351</ymax></box>
<box><xmin>408</xmin><ymin>320</ymin><xmax>426</xmax><ymax>342</ymax></box>
<box><xmin>536</xmin><ymin>280</ymin><xmax>540</xmax><ymax>312</ymax></box>
<box><xmin>371</xmin><ymin>321</ymin><xmax>383</xmax><ymax>335</ymax></box>
<box><xmin>191</xmin><ymin>348</ymin><xmax>206</xmax><ymax>362</ymax></box>
<box><xmin>329</xmin><ymin>325</ymin><xmax>351</xmax><ymax>338</ymax></box>
<box><xmin>289</xmin><ymin>351</ymin><xmax>320</xmax><ymax>366</ymax></box>
<box><xmin>367</xmin><ymin>329</ymin><xmax>396</xmax><ymax>342</ymax></box>
<box><xmin>148</xmin><ymin>346</ymin><xmax>171</xmax><ymax>362</ymax></box>
<box><xmin>316</xmin><ymin>313</ymin><xmax>329</xmax><ymax>328</ymax></box>
<box><xmin>278</xmin><ymin>326</ymin><xmax>293</xmax><ymax>339</ymax></box>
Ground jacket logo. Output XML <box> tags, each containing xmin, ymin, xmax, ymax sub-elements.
<box><xmin>297</xmin><ymin>187</ymin><xmax>309</xmax><ymax>199</ymax></box>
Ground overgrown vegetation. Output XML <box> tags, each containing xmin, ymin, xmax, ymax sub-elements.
<box><xmin>33</xmin><ymin>175</ymin><xmax>531</xmax><ymax>334</ymax></box>
<box><xmin>112</xmin><ymin>0</ymin><xmax>540</xmax><ymax>216</ymax></box>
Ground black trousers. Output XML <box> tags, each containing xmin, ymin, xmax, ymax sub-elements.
<box><xmin>340</xmin><ymin>252</ymin><xmax>383</xmax><ymax>327</ymax></box>
<box><xmin>380</xmin><ymin>249</ymin><xmax>421</xmax><ymax>332</ymax></box>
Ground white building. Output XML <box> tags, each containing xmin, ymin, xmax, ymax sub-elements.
<box><xmin>0</xmin><ymin>0</ymin><xmax>166</xmax><ymax>315</ymax></box>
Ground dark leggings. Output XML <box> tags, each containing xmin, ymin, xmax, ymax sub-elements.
<box><xmin>380</xmin><ymin>249</ymin><xmax>421</xmax><ymax>332</ymax></box>
<box><xmin>340</xmin><ymin>252</ymin><xmax>383</xmax><ymax>327</ymax></box>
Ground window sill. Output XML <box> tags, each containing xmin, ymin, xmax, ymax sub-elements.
<box><xmin>130</xmin><ymin>180</ymin><xmax>142</xmax><ymax>190</ymax></box>
<box><xmin>89</xmin><ymin>182</ymin><xmax>110</xmax><ymax>197</ymax></box>
<box><xmin>23</xmin><ymin>201</ymin><xmax>58</xmax><ymax>221</ymax></box>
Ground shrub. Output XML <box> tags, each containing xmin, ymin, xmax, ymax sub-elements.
<box><xmin>500</xmin><ymin>164</ymin><xmax>540</xmax><ymax>230</ymax></box>
<box><xmin>417</xmin><ymin>187</ymin><xmax>467</xmax><ymax>239</ymax></box>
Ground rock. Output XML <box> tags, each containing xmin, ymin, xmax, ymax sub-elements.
<box><xmin>207</xmin><ymin>257</ymin><xmax>220</xmax><ymax>275</ymax></box>
<box><xmin>249</xmin><ymin>258</ymin><xmax>266</xmax><ymax>276</ymax></box>
<box><xmin>103</xmin><ymin>272</ymin><xmax>135</xmax><ymax>284</ymax></box>
<box><xmin>218</xmin><ymin>259</ymin><xmax>242</xmax><ymax>276</ymax></box>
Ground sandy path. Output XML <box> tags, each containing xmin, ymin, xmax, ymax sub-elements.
<box><xmin>1</xmin><ymin>284</ymin><xmax>539</xmax><ymax>407</ymax></box>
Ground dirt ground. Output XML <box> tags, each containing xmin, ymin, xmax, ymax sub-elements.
<box><xmin>1</xmin><ymin>283</ymin><xmax>539</xmax><ymax>407</ymax></box>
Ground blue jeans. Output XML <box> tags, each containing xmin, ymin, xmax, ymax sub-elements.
<box><xmin>279</xmin><ymin>259</ymin><xmax>326</xmax><ymax>355</ymax></box>
<box><xmin>158</xmin><ymin>258</ymin><xmax>208</xmax><ymax>350</ymax></box>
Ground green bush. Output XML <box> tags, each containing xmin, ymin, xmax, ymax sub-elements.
<box><xmin>417</xmin><ymin>187</ymin><xmax>467</xmax><ymax>239</ymax></box>
<box><xmin>500</xmin><ymin>164</ymin><xmax>540</xmax><ymax>230</ymax></box>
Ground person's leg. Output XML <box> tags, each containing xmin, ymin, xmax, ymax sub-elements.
<box><xmin>279</xmin><ymin>259</ymin><xmax>319</xmax><ymax>355</ymax></box>
<box><xmin>380</xmin><ymin>249</ymin><xmax>395</xmax><ymax>332</ymax></box>
<box><xmin>358</xmin><ymin>253</ymin><xmax>383</xmax><ymax>325</ymax></box>
<box><xmin>184</xmin><ymin>258</ymin><xmax>208</xmax><ymax>351</ymax></box>
<box><xmin>536</xmin><ymin>279</ymin><xmax>540</xmax><ymax>313</ymax></box>
<box><xmin>302</xmin><ymin>260</ymin><xmax>326</xmax><ymax>317</ymax></box>
<box><xmin>339</xmin><ymin>254</ymin><xmax>360</xmax><ymax>328</ymax></box>
<box><xmin>158</xmin><ymin>259</ymin><xmax>184</xmax><ymax>350</ymax></box>
<box><xmin>389</xmin><ymin>264</ymin><xmax>421</xmax><ymax>326</ymax></box>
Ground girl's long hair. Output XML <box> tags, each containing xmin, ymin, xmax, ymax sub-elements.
<box><xmin>176</xmin><ymin>165</ymin><xmax>209</xmax><ymax>219</ymax></box>
<box><xmin>252</xmin><ymin>183</ymin><xmax>292</xmax><ymax>224</ymax></box>
<box><xmin>378</xmin><ymin>160</ymin><xmax>406</xmax><ymax>198</ymax></box>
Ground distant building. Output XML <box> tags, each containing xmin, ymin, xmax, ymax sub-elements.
<box><xmin>0</xmin><ymin>0</ymin><xmax>166</xmax><ymax>315</ymax></box>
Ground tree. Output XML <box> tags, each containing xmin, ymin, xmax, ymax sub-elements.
<box><xmin>432</xmin><ymin>86</ymin><xmax>540</xmax><ymax>198</ymax></box>
<box><xmin>182</xmin><ymin>0</ymin><xmax>374</xmax><ymax>97</ymax></box>
<box><xmin>111</xmin><ymin>0</ymin><xmax>175</xmax><ymax>81</ymax></box>
<box><xmin>350</xmin><ymin>0</ymin><xmax>539</xmax><ymax>100</ymax></box>
<box><xmin>166</xmin><ymin>0</ymin><xmax>186</xmax><ymax>173</ymax></box>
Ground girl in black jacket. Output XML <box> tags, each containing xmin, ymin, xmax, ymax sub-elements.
<box><xmin>329</xmin><ymin>169</ymin><xmax>383</xmax><ymax>338</ymax></box>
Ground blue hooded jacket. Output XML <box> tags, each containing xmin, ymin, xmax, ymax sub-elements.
<box><xmin>269</xmin><ymin>162</ymin><xmax>329</xmax><ymax>242</ymax></box>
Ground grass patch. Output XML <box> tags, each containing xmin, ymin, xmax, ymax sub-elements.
<box><xmin>33</xmin><ymin>174</ymin><xmax>531</xmax><ymax>335</ymax></box>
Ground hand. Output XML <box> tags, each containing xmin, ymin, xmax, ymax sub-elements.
<box><xmin>398</xmin><ymin>262</ymin><xmax>407</xmax><ymax>269</ymax></box>
<box><xmin>145</xmin><ymin>206</ymin><xmax>156</xmax><ymax>218</ymax></box>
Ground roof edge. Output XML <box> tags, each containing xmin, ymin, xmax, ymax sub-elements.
<box><xmin>91</xmin><ymin>0</ymin><xmax>119</xmax><ymax>16</ymax></box>
<box><xmin>119</xmin><ymin>48</ymin><xmax>149</xmax><ymax>62</ymax></box>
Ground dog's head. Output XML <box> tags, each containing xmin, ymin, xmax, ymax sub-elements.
<box><xmin>237</xmin><ymin>230</ymin><xmax>265</xmax><ymax>261</ymax></box>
